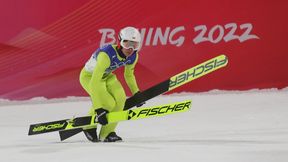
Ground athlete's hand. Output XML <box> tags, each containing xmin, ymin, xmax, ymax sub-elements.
<box><xmin>95</xmin><ymin>108</ymin><xmax>109</xmax><ymax>125</ymax></box>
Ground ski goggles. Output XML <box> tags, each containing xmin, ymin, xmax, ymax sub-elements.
<box><xmin>120</xmin><ymin>40</ymin><xmax>140</xmax><ymax>51</ymax></box>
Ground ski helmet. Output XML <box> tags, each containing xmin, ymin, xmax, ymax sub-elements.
<box><xmin>118</xmin><ymin>26</ymin><xmax>141</xmax><ymax>51</ymax></box>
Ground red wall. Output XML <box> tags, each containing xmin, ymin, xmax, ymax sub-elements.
<box><xmin>0</xmin><ymin>0</ymin><xmax>287</xmax><ymax>100</ymax></box>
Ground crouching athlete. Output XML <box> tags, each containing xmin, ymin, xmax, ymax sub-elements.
<box><xmin>79</xmin><ymin>26</ymin><xmax>144</xmax><ymax>142</ymax></box>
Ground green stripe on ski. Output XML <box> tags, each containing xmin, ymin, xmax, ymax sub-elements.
<box><xmin>169</xmin><ymin>54</ymin><xmax>228</xmax><ymax>90</ymax></box>
<box><xmin>64</xmin><ymin>116</ymin><xmax>96</xmax><ymax>130</ymax></box>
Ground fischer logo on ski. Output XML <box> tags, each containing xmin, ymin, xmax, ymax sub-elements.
<box><xmin>32</xmin><ymin>123</ymin><xmax>66</xmax><ymax>133</ymax></box>
<box><xmin>135</xmin><ymin>101</ymin><xmax>191</xmax><ymax>118</ymax></box>
<box><xmin>29</xmin><ymin>120</ymin><xmax>68</xmax><ymax>135</ymax></box>
<box><xmin>169</xmin><ymin>55</ymin><xmax>228</xmax><ymax>90</ymax></box>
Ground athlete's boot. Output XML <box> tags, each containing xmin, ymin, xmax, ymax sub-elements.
<box><xmin>103</xmin><ymin>132</ymin><xmax>122</xmax><ymax>142</ymax></box>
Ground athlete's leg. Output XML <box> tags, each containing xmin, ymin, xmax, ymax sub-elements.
<box><xmin>99</xmin><ymin>74</ymin><xmax>126</xmax><ymax>140</ymax></box>
<box><xmin>80</xmin><ymin>69</ymin><xmax>116</xmax><ymax>142</ymax></box>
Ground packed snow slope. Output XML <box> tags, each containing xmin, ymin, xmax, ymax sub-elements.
<box><xmin>0</xmin><ymin>89</ymin><xmax>287</xmax><ymax>162</ymax></box>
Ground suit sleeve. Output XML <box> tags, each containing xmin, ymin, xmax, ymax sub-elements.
<box><xmin>124</xmin><ymin>53</ymin><xmax>140</xmax><ymax>95</ymax></box>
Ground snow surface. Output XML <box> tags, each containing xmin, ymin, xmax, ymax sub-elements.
<box><xmin>0</xmin><ymin>89</ymin><xmax>288</xmax><ymax>162</ymax></box>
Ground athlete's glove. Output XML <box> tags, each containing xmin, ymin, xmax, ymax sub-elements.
<box><xmin>95</xmin><ymin>108</ymin><xmax>109</xmax><ymax>125</ymax></box>
<box><xmin>133</xmin><ymin>91</ymin><xmax>146</xmax><ymax>107</ymax></box>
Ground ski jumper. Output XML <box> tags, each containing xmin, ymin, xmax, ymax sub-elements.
<box><xmin>80</xmin><ymin>44</ymin><xmax>139</xmax><ymax>139</ymax></box>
